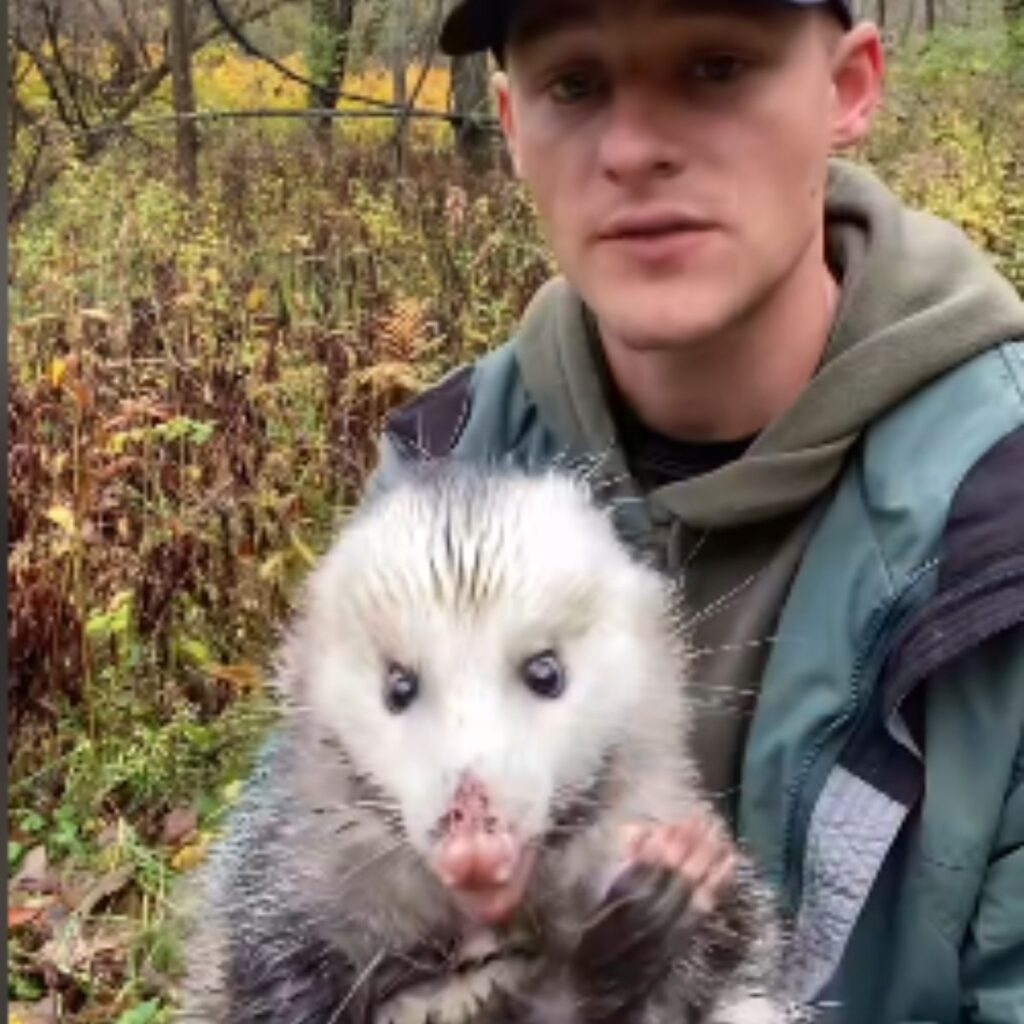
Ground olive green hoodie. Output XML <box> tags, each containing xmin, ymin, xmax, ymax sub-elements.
<box><xmin>512</xmin><ymin>159</ymin><xmax>1024</xmax><ymax>809</ymax></box>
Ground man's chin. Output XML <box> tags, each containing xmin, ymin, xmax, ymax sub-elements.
<box><xmin>584</xmin><ymin>290</ymin><xmax>737</xmax><ymax>353</ymax></box>
<box><xmin>569</xmin><ymin>264</ymin><xmax>737</xmax><ymax>352</ymax></box>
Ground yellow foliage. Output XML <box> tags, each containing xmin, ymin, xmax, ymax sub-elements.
<box><xmin>192</xmin><ymin>45</ymin><xmax>308</xmax><ymax>111</ymax></box>
<box><xmin>171</xmin><ymin>836</ymin><xmax>210</xmax><ymax>872</ymax></box>
<box><xmin>49</xmin><ymin>356</ymin><xmax>68</xmax><ymax>388</ymax></box>
<box><xmin>377</xmin><ymin>296</ymin><xmax>434</xmax><ymax>364</ymax></box>
<box><xmin>45</xmin><ymin>505</ymin><xmax>77</xmax><ymax>535</ymax></box>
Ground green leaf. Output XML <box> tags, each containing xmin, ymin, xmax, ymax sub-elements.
<box><xmin>115</xmin><ymin>999</ymin><xmax>162</xmax><ymax>1024</ymax></box>
<box><xmin>8</xmin><ymin>840</ymin><xmax>25</xmax><ymax>870</ymax></box>
<box><xmin>189</xmin><ymin>420</ymin><xmax>215</xmax><ymax>445</ymax></box>
<box><xmin>178</xmin><ymin>637</ymin><xmax>212</xmax><ymax>667</ymax></box>
<box><xmin>18</xmin><ymin>810</ymin><xmax>46</xmax><ymax>834</ymax></box>
<box><xmin>9</xmin><ymin>970</ymin><xmax>45</xmax><ymax>1001</ymax></box>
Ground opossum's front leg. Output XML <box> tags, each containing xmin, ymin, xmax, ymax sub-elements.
<box><xmin>568</xmin><ymin>818</ymin><xmax>751</xmax><ymax>1024</ymax></box>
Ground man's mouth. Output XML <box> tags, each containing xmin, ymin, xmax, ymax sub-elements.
<box><xmin>596</xmin><ymin>208</ymin><xmax>717</xmax><ymax>264</ymax></box>
<box><xmin>598</xmin><ymin>207</ymin><xmax>715</xmax><ymax>241</ymax></box>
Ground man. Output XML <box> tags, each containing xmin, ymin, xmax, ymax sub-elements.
<box><xmin>370</xmin><ymin>1</ymin><xmax>1024</xmax><ymax>1019</ymax></box>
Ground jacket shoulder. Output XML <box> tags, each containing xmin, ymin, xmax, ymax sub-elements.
<box><xmin>381</xmin><ymin>338</ymin><xmax>554</xmax><ymax>467</ymax></box>
<box><xmin>383</xmin><ymin>363</ymin><xmax>476</xmax><ymax>460</ymax></box>
<box><xmin>883</xmin><ymin>420</ymin><xmax>1024</xmax><ymax>698</ymax></box>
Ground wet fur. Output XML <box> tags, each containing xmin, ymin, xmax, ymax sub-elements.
<box><xmin>177</xmin><ymin>466</ymin><xmax>802</xmax><ymax>1024</ymax></box>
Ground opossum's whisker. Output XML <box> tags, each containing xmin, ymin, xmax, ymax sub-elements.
<box><xmin>679</xmin><ymin>569</ymin><xmax>766</xmax><ymax>630</ymax></box>
<box><xmin>604</xmin><ymin>495</ymin><xmax>647</xmax><ymax>510</ymax></box>
<box><xmin>591</xmin><ymin>471</ymin><xmax>633</xmax><ymax>492</ymax></box>
<box><xmin>352</xmin><ymin>798</ymin><xmax>400</xmax><ymax>812</ymax></box>
<box><xmin>679</xmin><ymin>528</ymin><xmax>711</xmax><ymax>573</ymax></box>
<box><xmin>327</xmin><ymin>947</ymin><xmax>387</xmax><ymax>1024</ymax></box>
<box><xmin>686</xmin><ymin>636</ymin><xmax>783</xmax><ymax>658</ymax></box>
<box><xmin>335</xmin><ymin>839</ymin><xmax>408</xmax><ymax>892</ymax></box>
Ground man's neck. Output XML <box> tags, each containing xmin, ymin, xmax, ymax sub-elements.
<box><xmin>600</xmin><ymin>242</ymin><xmax>840</xmax><ymax>443</ymax></box>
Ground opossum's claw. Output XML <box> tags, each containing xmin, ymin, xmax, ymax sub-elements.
<box><xmin>622</xmin><ymin>817</ymin><xmax>737</xmax><ymax>916</ymax></box>
<box><xmin>569</xmin><ymin>862</ymin><xmax>695</xmax><ymax>1022</ymax></box>
<box><xmin>568</xmin><ymin>819</ymin><xmax>740</xmax><ymax>1023</ymax></box>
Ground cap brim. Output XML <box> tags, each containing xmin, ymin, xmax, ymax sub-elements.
<box><xmin>439</xmin><ymin>0</ymin><xmax>852</xmax><ymax>58</ymax></box>
<box><xmin>440</xmin><ymin>0</ymin><xmax>513</xmax><ymax>57</ymax></box>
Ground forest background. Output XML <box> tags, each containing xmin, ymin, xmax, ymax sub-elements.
<box><xmin>7</xmin><ymin>0</ymin><xmax>1024</xmax><ymax>1021</ymax></box>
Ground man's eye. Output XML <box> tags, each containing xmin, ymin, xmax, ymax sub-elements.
<box><xmin>691</xmin><ymin>55</ymin><xmax>750</xmax><ymax>84</ymax></box>
<box><xmin>548</xmin><ymin>70</ymin><xmax>602</xmax><ymax>103</ymax></box>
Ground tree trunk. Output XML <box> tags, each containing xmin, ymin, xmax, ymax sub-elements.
<box><xmin>1007</xmin><ymin>0</ymin><xmax>1024</xmax><ymax>51</ymax></box>
<box><xmin>876</xmin><ymin>0</ymin><xmax>887</xmax><ymax>29</ymax></box>
<box><xmin>168</xmin><ymin>0</ymin><xmax>198</xmax><ymax>199</ymax></box>
<box><xmin>450</xmin><ymin>53</ymin><xmax>491</xmax><ymax>172</ymax></box>
<box><xmin>924</xmin><ymin>0</ymin><xmax>936</xmax><ymax>31</ymax></box>
<box><xmin>389</xmin><ymin>0</ymin><xmax>409</xmax><ymax>167</ymax></box>
<box><xmin>307</xmin><ymin>0</ymin><xmax>357</xmax><ymax>151</ymax></box>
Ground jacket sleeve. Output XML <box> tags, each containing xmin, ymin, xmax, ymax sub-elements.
<box><xmin>961</xmin><ymin>717</ymin><xmax>1024</xmax><ymax>1022</ymax></box>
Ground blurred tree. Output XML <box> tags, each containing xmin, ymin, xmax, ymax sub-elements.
<box><xmin>450</xmin><ymin>52</ymin><xmax>491</xmax><ymax>171</ymax></box>
<box><xmin>169</xmin><ymin>0</ymin><xmax>198</xmax><ymax>198</ymax></box>
<box><xmin>8</xmin><ymin>0</ymin><xmax>292</xmax><ymax>218</ymax></box>
<box><xmin>307</xmin><ymin>0</ymin><xmax>357</xmax><ymax>149</ymax></box>
<box><xmin>1007</xmin><ymin>0</ymin><xmax>1024</xmax><ymax>52</ymax></box>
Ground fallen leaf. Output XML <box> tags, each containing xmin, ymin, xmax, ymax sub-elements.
<box><xmin>9</xmin><ymin>997</ymin><xmax>58</xmax><ymax>1024</ymax></box>
<box><xmin>67</xmin><ymin>864</ymin><xmax>134</xmax><ymax>918</ymax></box>
<box><xmin>95</xmin><ymin>819</ymin><xmax>124</xmax><ymax>849</ymax></box>
<box><xmin>161</xmin><ymin>806</ymin><xmax>198</xmax><ymax>847</ymax></box>
<box><xmin>44</xmin><ymin>506</ymin><xmax>76</xmax><ymax>537</ymax></box>
<box><xmin>48</xmin><ymin>357</ymin><xmax>67</xmax><ymax>388</ymax></box>
<box><xmin>115</xmin><ymin>998</ymin><xmax>161</xmax><ymax>1024</ymax></box>
<box><xmin>12</xmin><ymin>845</ymin><xmax>50</xmax><ymax>891</ymax></box>
<box><xmin>204</xmin><ymin>661</ymin><xmax>262</xmax><ymax>692</ymax></box>
<box><xmin>171</xmin><ymin>838</ymin><xmax>209</xmax><ymax>873</ymax></box>
<box><xmin>40</xmin><ymin>917</ymin><xmax>135</xmax><ymax>976</ymax></box>
<box><xmin>8</xmin><ymin>905</ymin><xmax>44</xmax><ymax>930</ymax></box>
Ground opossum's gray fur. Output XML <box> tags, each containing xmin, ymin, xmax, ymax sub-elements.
<box><xmin>177</xmin><ymin>464</ymin><xmax>805</xmax><ymax>1024</ymax></box>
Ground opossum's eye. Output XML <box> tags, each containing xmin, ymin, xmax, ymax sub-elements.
<box><xmin>521</xmin><ymin>650</ymin><xmax>566</xmax><ymax>700</ymax></box>
<box><xmin>384</xmin><ymin>663</ymin><xmax>420</xmax><ymax>714</ymax></box>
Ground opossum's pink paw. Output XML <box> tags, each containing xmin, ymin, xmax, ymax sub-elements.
<box><xmin>621</xmin><ymin>816</ymin><xmax>736</xmax><ymax>917</ymax></box>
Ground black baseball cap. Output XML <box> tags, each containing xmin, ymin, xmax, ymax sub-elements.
<box><xmin>440</xmin><ymin>0</ymin><xmax>854</xmax><ymax>57</ymax></box>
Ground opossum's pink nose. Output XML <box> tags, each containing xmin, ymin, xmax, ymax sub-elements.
<box><xmin>432</xmin><ymin>774</ymin><xmax>535</xmax><ymax>925</ymax></box>
<box><xmin>439</xmin><ymin>774</ymin><xmax>500</xmax><ymax>835</ymax></box>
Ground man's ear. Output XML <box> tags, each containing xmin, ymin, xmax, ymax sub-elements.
<box><xmin>493</xmin><ymin>70</ymin><xmax>523</xmax><ymax>176</ymax></box>
<box><xmin>830</xmin><ymin>23</ymin><xmax>884</xmax><ymax>150</ymax></box>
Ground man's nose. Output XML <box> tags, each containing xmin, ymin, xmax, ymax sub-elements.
<box><xmin>597</xmin><ymin>84</ymin><xmax>685</xmax><ymax>187</ymax></box>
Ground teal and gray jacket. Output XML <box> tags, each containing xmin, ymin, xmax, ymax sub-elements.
<box><xmin>370</xmin><ymin>161</ymin><xmax>1024</xmax><ymax>1022</ymax></box>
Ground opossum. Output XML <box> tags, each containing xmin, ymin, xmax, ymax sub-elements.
<box><xmin>178</xmin><ymin>465</ymin><xmax>803</xmax><ymax>1024</ymax></box>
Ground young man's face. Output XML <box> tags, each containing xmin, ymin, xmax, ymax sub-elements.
<box><xmin>496</xmin><ymin>0</ymin><xmax>881</xmax><ymax>351</ymax></box>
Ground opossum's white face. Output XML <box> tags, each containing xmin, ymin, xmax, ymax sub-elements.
<box><xmin>295</xmin><ymin>469</ymin><xmax>685</xmax><ymax>924</ymax></box>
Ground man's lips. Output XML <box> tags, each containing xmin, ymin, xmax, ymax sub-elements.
<box><xmin>597</xmin><ymin>207</ymin><xmax>716</xmax><ymax>241</ymax></box>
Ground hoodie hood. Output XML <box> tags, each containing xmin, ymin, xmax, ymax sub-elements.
<box><xmin>516</xmin><ymin>159</ymin><xmax>1024</xmax><ymax>529</ymax></box>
